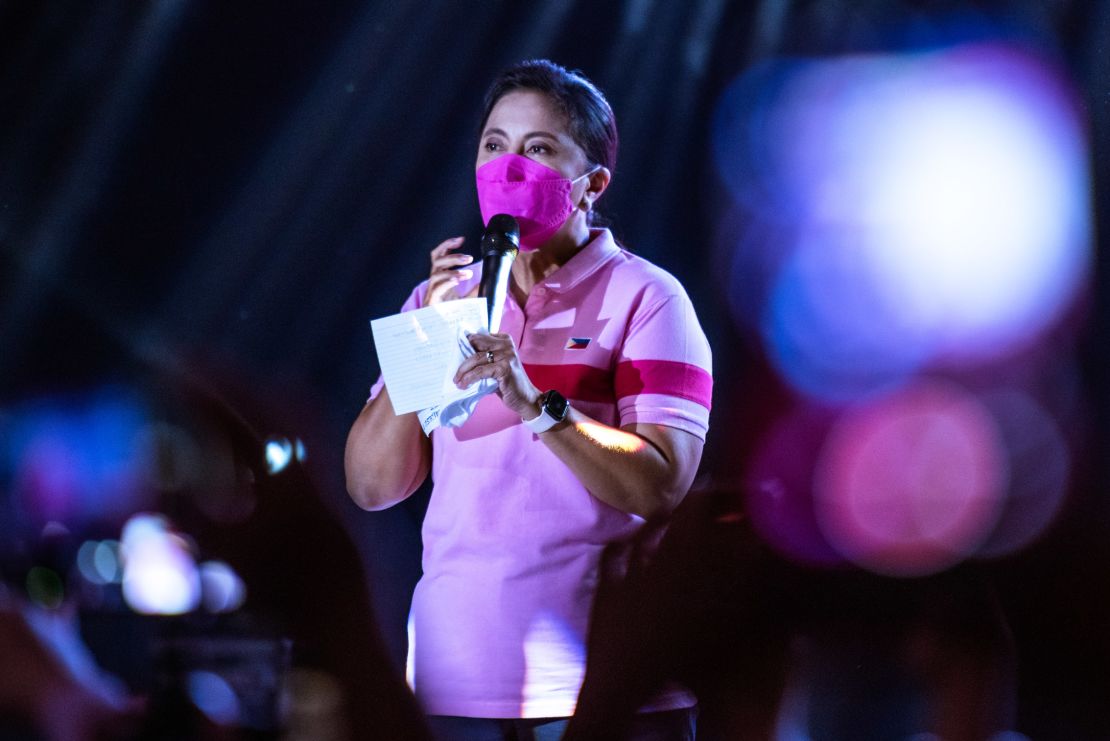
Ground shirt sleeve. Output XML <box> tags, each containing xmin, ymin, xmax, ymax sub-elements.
<box><xmin>614</xmin><ymin>290</ymin><xmax>713</xmax><ymax>440</ymax></box>
<box><xmin>367</xmin><ymin>281</ymin><xmax>428</xmax><ymax>402</ymax></box>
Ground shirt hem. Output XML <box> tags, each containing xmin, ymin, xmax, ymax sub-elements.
<box><xmin>621</xmin><ymin>412</ymin><xmax>708</xmax><ymax>441</ymax></box>
<box><xmin>421</xmin><ymin>698</ymin><xmax>579</xmax><ymax>719</ymax></box>
<box><xmin>420</xmin><ymin>690</ymin><xmax>697</xmax><ymax>719</ymax></box>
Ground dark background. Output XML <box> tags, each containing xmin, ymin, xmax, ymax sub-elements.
<box><xmin>1</xmin><ymin>0</ymin><xmax>1108</xmax><ymax>736</ymax></box>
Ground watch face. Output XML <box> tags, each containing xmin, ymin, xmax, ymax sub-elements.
<box><xmin>543</xmin><ymin>390</ymin><xmax>569</xmax><ymax>421</ymax></box>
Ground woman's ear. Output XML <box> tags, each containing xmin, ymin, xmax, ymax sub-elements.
<box><xmin>581</xmin><ymin>166</ymin><xmax>611</xmax><ymax>211</ymax></box>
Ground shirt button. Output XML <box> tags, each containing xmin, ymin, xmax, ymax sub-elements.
<box><xmin>533</xmin><ymin>287</ymin><xmax>546</xmax><ymax>296</ymax></box>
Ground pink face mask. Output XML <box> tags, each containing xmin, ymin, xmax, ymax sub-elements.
<box><xmin>475</xmin><ymin>154</ymin><xmax>596</xmax><ymax>251</ymax></box>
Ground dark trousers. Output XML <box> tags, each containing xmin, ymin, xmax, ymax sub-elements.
<box><xmin>427</xmin><ymin>707</ymin><xmax>697</xmax><ymax>741</ymax></box>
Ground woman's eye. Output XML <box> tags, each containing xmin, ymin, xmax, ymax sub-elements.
<box><xmin>527</xmin><ymin>144</ymin><xmax>551</xmax><ymax>155</ymax></box>
<box><xmin>484</xmin><ymin>141</ymin><xmax>501</xmax><ymax>152</ymax></box>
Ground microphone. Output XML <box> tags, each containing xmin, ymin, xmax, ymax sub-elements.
<box><xmin>478</xmin><ymin>214</ymin><xmax>519</xmax><ymax>333</ymax></box>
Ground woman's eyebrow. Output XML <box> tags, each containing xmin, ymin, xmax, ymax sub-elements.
<box><xmin>480</xmin><ymin>127</ymin><xmax>562</xmax><ymax>141</ymax></box>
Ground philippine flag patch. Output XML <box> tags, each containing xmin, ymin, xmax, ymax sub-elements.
<box><xmin>565</xmin><ymin>337</ymin><xmax>591</xmax><ymax>350</ymax></box>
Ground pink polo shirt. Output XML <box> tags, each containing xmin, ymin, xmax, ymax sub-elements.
<box><xmin>372</xmin><ymin>229</ymin><xmax>712</xmax><ymax>718</ymax></box>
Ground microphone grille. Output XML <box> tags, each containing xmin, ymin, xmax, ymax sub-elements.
<box><xmin>482</xmin><ymin>214</ymin><xmax>520</xmax><ymax>255</ymax></box>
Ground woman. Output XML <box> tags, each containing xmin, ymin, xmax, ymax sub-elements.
<box><xmin>345</xmin><ymin>59</ymin><xmax>712</xmax><ymax>740</ymax></box>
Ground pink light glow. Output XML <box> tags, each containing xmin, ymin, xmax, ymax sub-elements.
<box><xmin>814</xmin><ymin>381</ymin><xmax>1006</xmax><ymax>576</ymax></box>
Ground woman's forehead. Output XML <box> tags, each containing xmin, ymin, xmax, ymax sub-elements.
<box><xmin>485</xmin><ymin>90</ymin><xmax>571</xmax><ymax>135</ymax></box>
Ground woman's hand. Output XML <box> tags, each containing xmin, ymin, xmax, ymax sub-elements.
<box><xmin>455</xmin><ymin>332</ymin><xmax>540</xmax><ymax>419</ymax></box>
<box><xmin>423</xmin><ymin>236</ymin><xmax>475</xmax><ymax>305</ymax></box>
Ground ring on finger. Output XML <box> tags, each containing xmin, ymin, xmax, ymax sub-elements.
<box><xmin>486</xmin><ymin>350</ymin><xmax>495</xmax><ymax>364</ymax></box>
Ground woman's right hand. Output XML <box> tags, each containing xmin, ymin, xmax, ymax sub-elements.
<box><xmin>423</xmin><ymin>236</ymin><xmax>475</xmax><ymax>305</ymax></box>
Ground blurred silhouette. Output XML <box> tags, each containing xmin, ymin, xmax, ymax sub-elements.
<box><xmin>0</xmin><ymin>600</ymin><xmax>143</xmax><ymax>741</ymax></box>
<box><xmin>566</xmin><ymin>487</ymin><xmax>1016</xmax><ymax>741</ymax></box>
<box><xmin>0</xmin><ymin>365</ymin><xmax>432</xmax><ymax>741</ymax></box>
<box><xmin>139</xmin><ymin>370</ymin><xmax>433</xmax><ymax>740</ymax></box>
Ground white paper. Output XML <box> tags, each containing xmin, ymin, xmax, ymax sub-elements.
<box><xmin>370</xmin><ymin>298</ymin><xmax>489</xmax><ymax>416</ymax></box>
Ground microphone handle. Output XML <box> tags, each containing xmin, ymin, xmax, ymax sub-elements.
<box><xmin>481</xmin><ymin>251</ymin><xmax>514</xmax><ymax>333</ymax></box>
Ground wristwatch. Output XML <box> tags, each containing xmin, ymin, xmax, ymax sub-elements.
<box><xmin>523</xmin><ymin>389</ymin><xmax>569</xmax><ymax>433</ymax></box>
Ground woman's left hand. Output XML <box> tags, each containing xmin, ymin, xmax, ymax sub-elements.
<box><xmin>455</xmin><ymin>332</ymin><xmax>540</xmax><ymax>419</ymax></box>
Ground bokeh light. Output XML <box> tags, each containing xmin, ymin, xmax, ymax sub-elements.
<box><xmin>764</xmin><ymin>231</ymin><xmax>932</xmax><ymax>401</ymax></box>
<box><xmin>187</xmin><ymin>670</ymin><xmax>241</xmax><ymax>725</ymax></box>
<box><xmin>813</xmin><ymin>380</ymin><xmax>1006</xmax><ymax>576</ymax></box>
<box><xmin>281</xmin><ymin>668</ymin><xmax>345</xmax><ymax>740</ymax></box>
<box><xmin>3</xmin><ymin>388</ymin><xmax>153</xmax><ymax>531</ymax></box>
<box><xmin>850</xmin><ymin>46</ymin><xmax>1090</xmax><ymax>361</ymax></box>
<box><xmin>713</xmin><ymin>43</ymin><xmax>1092</xmax><ymax>402</ymax></box>
<box><xmin>76</xmin><ymin>539</ymin><xmax>124</xmax><ymax>585</ymax></box>
<box><xmin>77</xmin><ymin>540</ymin><xmax>107</xmax><ymax>585</ymax></box>
<box><xmin>199</xmin><ymin>560</ymin><xmax>247</xmax><ymax>613</ymax></box>
<box><xmin>26</xmin><ymin>566</ymin><xmax>65</xmax><ymax>609</ymax></box>
<box><xmin>120</xmin><ymin>513</ymin><xmax>201</xmax><ymax>615</ymax></box>
<box><xmin>94</xmin><ymin>539</ymin><xmax>124</xmax><ymax>583</ymax></box>
<box><xmin>265</xmin><ymin>436</ymin><xmax>293</xmax><ymax>475</ymax></box>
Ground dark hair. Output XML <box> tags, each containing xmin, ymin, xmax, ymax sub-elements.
<box><xmin>479</xmin><ymin>59</ymin><xmax>619</xmax><ymax>174</ymax></box>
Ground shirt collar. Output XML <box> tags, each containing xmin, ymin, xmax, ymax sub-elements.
<box><xmin>539</xmin><ymin>228</ymin><xmax>620</xmax><ymax>294</ymax></box>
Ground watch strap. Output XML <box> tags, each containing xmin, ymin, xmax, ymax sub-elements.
<box><xmin>523</xmin><ymin>407</ymin><xmax>559</xmax><ymax>434</ymax></box>
<box><xmin>523</xmin><ymin>390</ymin><xmax>567</xmax><ymax>433</ymax></box>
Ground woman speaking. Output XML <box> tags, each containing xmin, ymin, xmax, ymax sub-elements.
<box><xmin>345</xmin><ymin>59</ymin><xmax>712</xmax><ymax>740</ymax></box>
